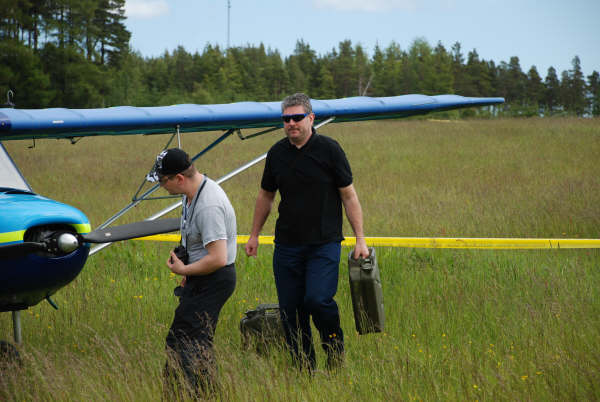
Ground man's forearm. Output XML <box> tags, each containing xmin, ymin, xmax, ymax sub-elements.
<box><xmin>340</xmin><ymin>185</ymin><xmax>365</xmax><ymax>238</ymax></box>
<box><xmin>250</xmin><ymin>190</ymin><xmax>275</xmax><ymax>236</ymax></box>
<box><xmin>344</xmin><ymin>197</ymin><xmax>365</xmax><ymax>238</ymax></box>
<box><xmin>184</xmin><ymin>240</ymin><xmax>228</xmax><ymax>276</ymax></box>
<box><xmin>342</xmin><ymin>192</ymin><xmax>369</xmax><ymax>258</ymax></box>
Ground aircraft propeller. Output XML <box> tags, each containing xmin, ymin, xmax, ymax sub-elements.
<box><xmin>0</xmin><ymin>218</ymin><xmax>180</xmax><ymax>259</ymax></box>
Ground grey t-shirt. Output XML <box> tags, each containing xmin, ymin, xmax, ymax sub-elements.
<box><xmin>181</xmin><ymin>176</ymin><xmax>237</xmax><ymax>266</ymax></box>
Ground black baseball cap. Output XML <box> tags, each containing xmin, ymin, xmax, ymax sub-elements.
<box><xmin>146</xmin><ymin>148</ymin><xmax>192</xmax><ymax>182</ymax></box>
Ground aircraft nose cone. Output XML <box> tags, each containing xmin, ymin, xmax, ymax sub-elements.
<box><xmin>57</xmin><ymin>233</ymin><xmax>79</xmax><ymax>253</ymax></box>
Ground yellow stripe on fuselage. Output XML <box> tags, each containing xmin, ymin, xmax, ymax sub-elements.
<box><xmin>0</xmin><ymin>230</ymin><xmax>26</xmax><ymax>244</ymax></box>
<box><xmin>74</xmin><ymin>223</ymin><xmax>92</xmax><ymax>234</ymax></box>
<box><xmin>0</xmin><ymin>223</ymin><xmax>91</xmax><ymax>245</ymax></box>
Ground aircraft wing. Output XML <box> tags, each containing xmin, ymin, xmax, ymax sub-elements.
<box><xmin>0</xmin><ymin>94</ymin><xmax>504</xmax><ymax>141</ymax></box>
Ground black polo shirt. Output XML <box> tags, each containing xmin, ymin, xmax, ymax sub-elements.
<box><xmin>261</xmin><ymin>129</ymin><xmax>353</xmax><ymax>245</ymax></box>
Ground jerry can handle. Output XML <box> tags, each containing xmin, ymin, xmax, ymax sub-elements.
<box><xmin>350</xmin><ymin>247</ymin><xmax>375</xmax><ymax>270</ymax></box>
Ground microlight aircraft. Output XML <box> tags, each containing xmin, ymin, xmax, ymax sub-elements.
<box><xmin>0</xmin><ymin>94</ymin><xmax>503</xmax><ymax>350</ymax></box>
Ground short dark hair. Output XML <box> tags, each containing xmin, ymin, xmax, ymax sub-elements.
<box><xmin>179</xmin><ymin>164</ymin><xmax>197</xmax><ymax>178</ymax></box>
<box><xmin>281</xmin><ymin>93</ymin><xmax>312</xmax><ymax>114</ymax></box>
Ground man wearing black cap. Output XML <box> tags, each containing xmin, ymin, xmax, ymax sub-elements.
<box><xmin>147</xmin><ymin>148</ymin><xmax>237</xmax><ymax>396</ymax></box>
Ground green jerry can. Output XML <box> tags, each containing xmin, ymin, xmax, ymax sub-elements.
<box><xmin>348</xmin><ymin>247</ymin><xmax>385</xmax><ymax>334</ymax></box>
<box><xmin>239</xmin><ymin>303</ymin><xmax>286</xmax><ymax>354</ymax></box>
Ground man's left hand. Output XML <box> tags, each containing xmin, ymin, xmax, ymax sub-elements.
<box><xmin>353</xmin><ymin>238</ymin><xmax>369</xmax><ymax>259</ymax></box>
<box><xmin>166</xmin><ymin>250</ymin><xmax>187</xmax><ymax>275</ymax></box>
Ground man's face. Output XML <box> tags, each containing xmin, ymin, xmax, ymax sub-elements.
<box><xmin>282</xmin><ymin>105</ymin><xmax>314</xmax><ymax>146</ymax></box>
<box><xmin>159</xmin><ymin>174</ymin><xmax>180</xmax><ymax>195</ymax></box>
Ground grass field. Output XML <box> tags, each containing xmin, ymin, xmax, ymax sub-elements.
<box><xmin>1</xmin><ymin>118</ymin><xmax>599</xmax><ymax>400</ymax></box>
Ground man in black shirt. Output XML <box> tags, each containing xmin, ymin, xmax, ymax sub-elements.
<box><xmin>245</xmin><ymin>93</ymin><xmax>369</xmax><ymax>371</ymax></box>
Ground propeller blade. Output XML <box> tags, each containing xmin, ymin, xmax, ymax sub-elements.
<box><xmin>82</xmin><ymin>218</ymin><xmax>180</xmax><ymax>244</ymax></box>
<box><xmin>0</xmin><ymin>242</ymin><xmax>46</xmax><ymax>259</ymax></box>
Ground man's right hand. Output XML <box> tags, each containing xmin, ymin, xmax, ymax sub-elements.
<box><xmin>244</xmin><ymin>235</ymin><xmax>259</xmax><ymax>257</ymax></box>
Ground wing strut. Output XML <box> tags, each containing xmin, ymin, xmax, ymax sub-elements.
<box><xmin>94</xmin><ymin>128</ymin><xmax>239</xmax><ymax>233</ymax></box>
<box><xmin>130</xmin><ymin>129</ymin><xmax>182</xmax><ymax>202</ymax></box>
<box><xmin>237</xmin><ymin>126</ymin><xmax>281</xmax><ymax>140</ymax></box>
<box><xmin>89</xmin><ymin>117</ymin><xmax>335</xmax><ymax>256</ymax></box>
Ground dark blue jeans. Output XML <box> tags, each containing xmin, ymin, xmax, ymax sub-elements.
<box><xmin>273</xmin><ymin>242</ymin><xmax>344</xmax><ymax>369</ymax></box>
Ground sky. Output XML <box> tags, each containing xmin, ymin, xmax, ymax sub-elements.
<box><xmin>124</xmin><ymin>0</ymin><xmax>600</xmax><ymax>79</ymax></box>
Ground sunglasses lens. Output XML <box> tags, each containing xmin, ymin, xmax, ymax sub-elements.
<box><xmin>282</xmin><ymin>114</ymin><xmax>307</xmax><ymax>123</ymax></box>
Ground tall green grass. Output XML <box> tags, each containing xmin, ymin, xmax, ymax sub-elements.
<box><xmin>2</xmin><ymin>118</ymin><xmax>599</xmax><ymax>400</ymax></box>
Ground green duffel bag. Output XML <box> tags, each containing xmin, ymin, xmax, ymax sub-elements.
<box><xmin>240</xmin><ymin>303</ymin><xmax>286</xmax><ymax>354</ymax></box>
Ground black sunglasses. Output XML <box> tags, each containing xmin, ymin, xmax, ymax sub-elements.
<box><xmin>159</xmin><ymin>174</ymin><xmax>175</xmax><ymax>184</ymax></box>
<box><xmin>282</xmin><ymin>113</ymin><xmax>309</xmax><ymax>123</ymax></box>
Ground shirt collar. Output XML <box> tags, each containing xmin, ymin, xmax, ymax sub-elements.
<box><xmin>286</xmin><ymin>127</ymin><xmax>317</xmax><ymax>150</ymax></box>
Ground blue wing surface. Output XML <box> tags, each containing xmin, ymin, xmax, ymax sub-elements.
<box><xmin>0</xmin><ymin>94</ymin><xmax>504</xmax><ymax>141</ymax></box>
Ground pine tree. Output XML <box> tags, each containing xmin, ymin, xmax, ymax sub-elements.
<box><xmin>544</xmin><ymin>67</ymin><xmax>560</xmax><ymax>114</ymax></box>
<box><xmin>404</xmin><ymin>37</ymin><xmax>434</xmax><ymax>94</ymax></box>
<box><xmin>196</xmin><ymin>44</ymin><xmax>226</xmax><ymax>96</ymax></box>
<box><xmin>285</xmin><ymin>40</ymin><xmax>317</xmax><ymax>94</ymax></box>
<box><xmin>170</xmin><ymin>46</ymin><xmax>194</xmax><ymax>93</ymax></box>
<box><xmin>507</xmin><ymin>57</ymin><xmax>527</xmax><ymax>105</ymax></box>
<box><xmin>464</xmin><ymin>49</ymin><xmax>489</xmax><ymax>96</ymax></box>
<box><xmin>0</xmin><ymin>40</ymin><xmax>53</xmax><ymax>107</ymax></box>
<box><xmin>559</xmin><ymin>69</ymin><xmax>571</xmax><ymax>113</ymax></box>
<box><xmin>431</xmin><ymin>42</ymin><xmax>453</xmax><ymax>94</ymax></box>
<box><xmin>381</xmin><ymin>41</ymin><xmax>404</xmax><ymax>96</ymax></box>
<box><xmin>331</xmin><ymin>40</ymin><xmax>356</xmax><ymax>97</ymax></box>
<box><xmin>263</xmin><ymin>48</ymin><xmax>287</xmax><ymax>100</ymax></box>
<box><xmin>40</xmin><ymin>43</ymin><xmax>107</xmax><ymax>107</ymax></box>
<box><xmin>567</xmin><ymin>56</ymin><xmax>588</xmax><ymax>115</ymax></box>
<box><xmin>588</xmin><ymin>71</ymin><xmax>600</xmax><ymax>116</ymax></box>
<box><xmin>315</xmin><ymin>62</ymin><xmax>336</xmax><ymax>99</ymax></box>
<box><xmin>95</xmin><ymin>0</ymin><xmax>130</xmax><ymax>66</ymax></box>
<box><xmin>355</xmin><ymin>44</ymin><xmax>371</xmax><ymax>96</ymax></box>
<box><xmin>105</xmin><ymin>51</ymin><xmax>150</xmax><ymax>106</ymax></box>
<box><xmin>369</xmin><ymin>43</ymin><xmax>393</xmax><ymax>96</ymax></box>
<box><xmin>525</xmin><ymin>66</ymin><xmax>544</xmax><ymax>109</ymax></box>
<box><xmin>285</xmin><ymin>56</ymin><xmax>308</xmax><ymax>95</ymax></box>
<box><xmin>451</xmin><ymin>42</ymin><xmax>468</xmax><ymax>95</ymax></box>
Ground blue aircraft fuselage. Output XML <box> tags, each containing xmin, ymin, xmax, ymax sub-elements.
<box><xmin>0</xmin><ymin>188</ymin><xmax>91</xmax><ymax>311</ymax></box>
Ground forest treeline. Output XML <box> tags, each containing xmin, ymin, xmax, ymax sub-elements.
<box><xmin>2</xmin><ymin>1</ymin><xmax>599</xmax><ymax>116</ymax></box>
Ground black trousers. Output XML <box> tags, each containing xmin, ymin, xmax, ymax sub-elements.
<box><xmin>164</xmin><ymin>263</ymin><xmax>235</xmax><ymax>396</ymax></box>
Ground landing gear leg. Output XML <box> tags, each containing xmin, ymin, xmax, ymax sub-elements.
<box><xmin>1</xmin><ymin>311</ymin><xmax>23</xmax><ymax>367</ymax></box>
<box><xmin>0</xmin><ymin>340</ymin><xmax>21</xmax><ymax>367</ymax></box>
<box><xmin>12</xmin><ymin>311</ymin><xmax>22</xmax><ymax>344</ymax></box>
